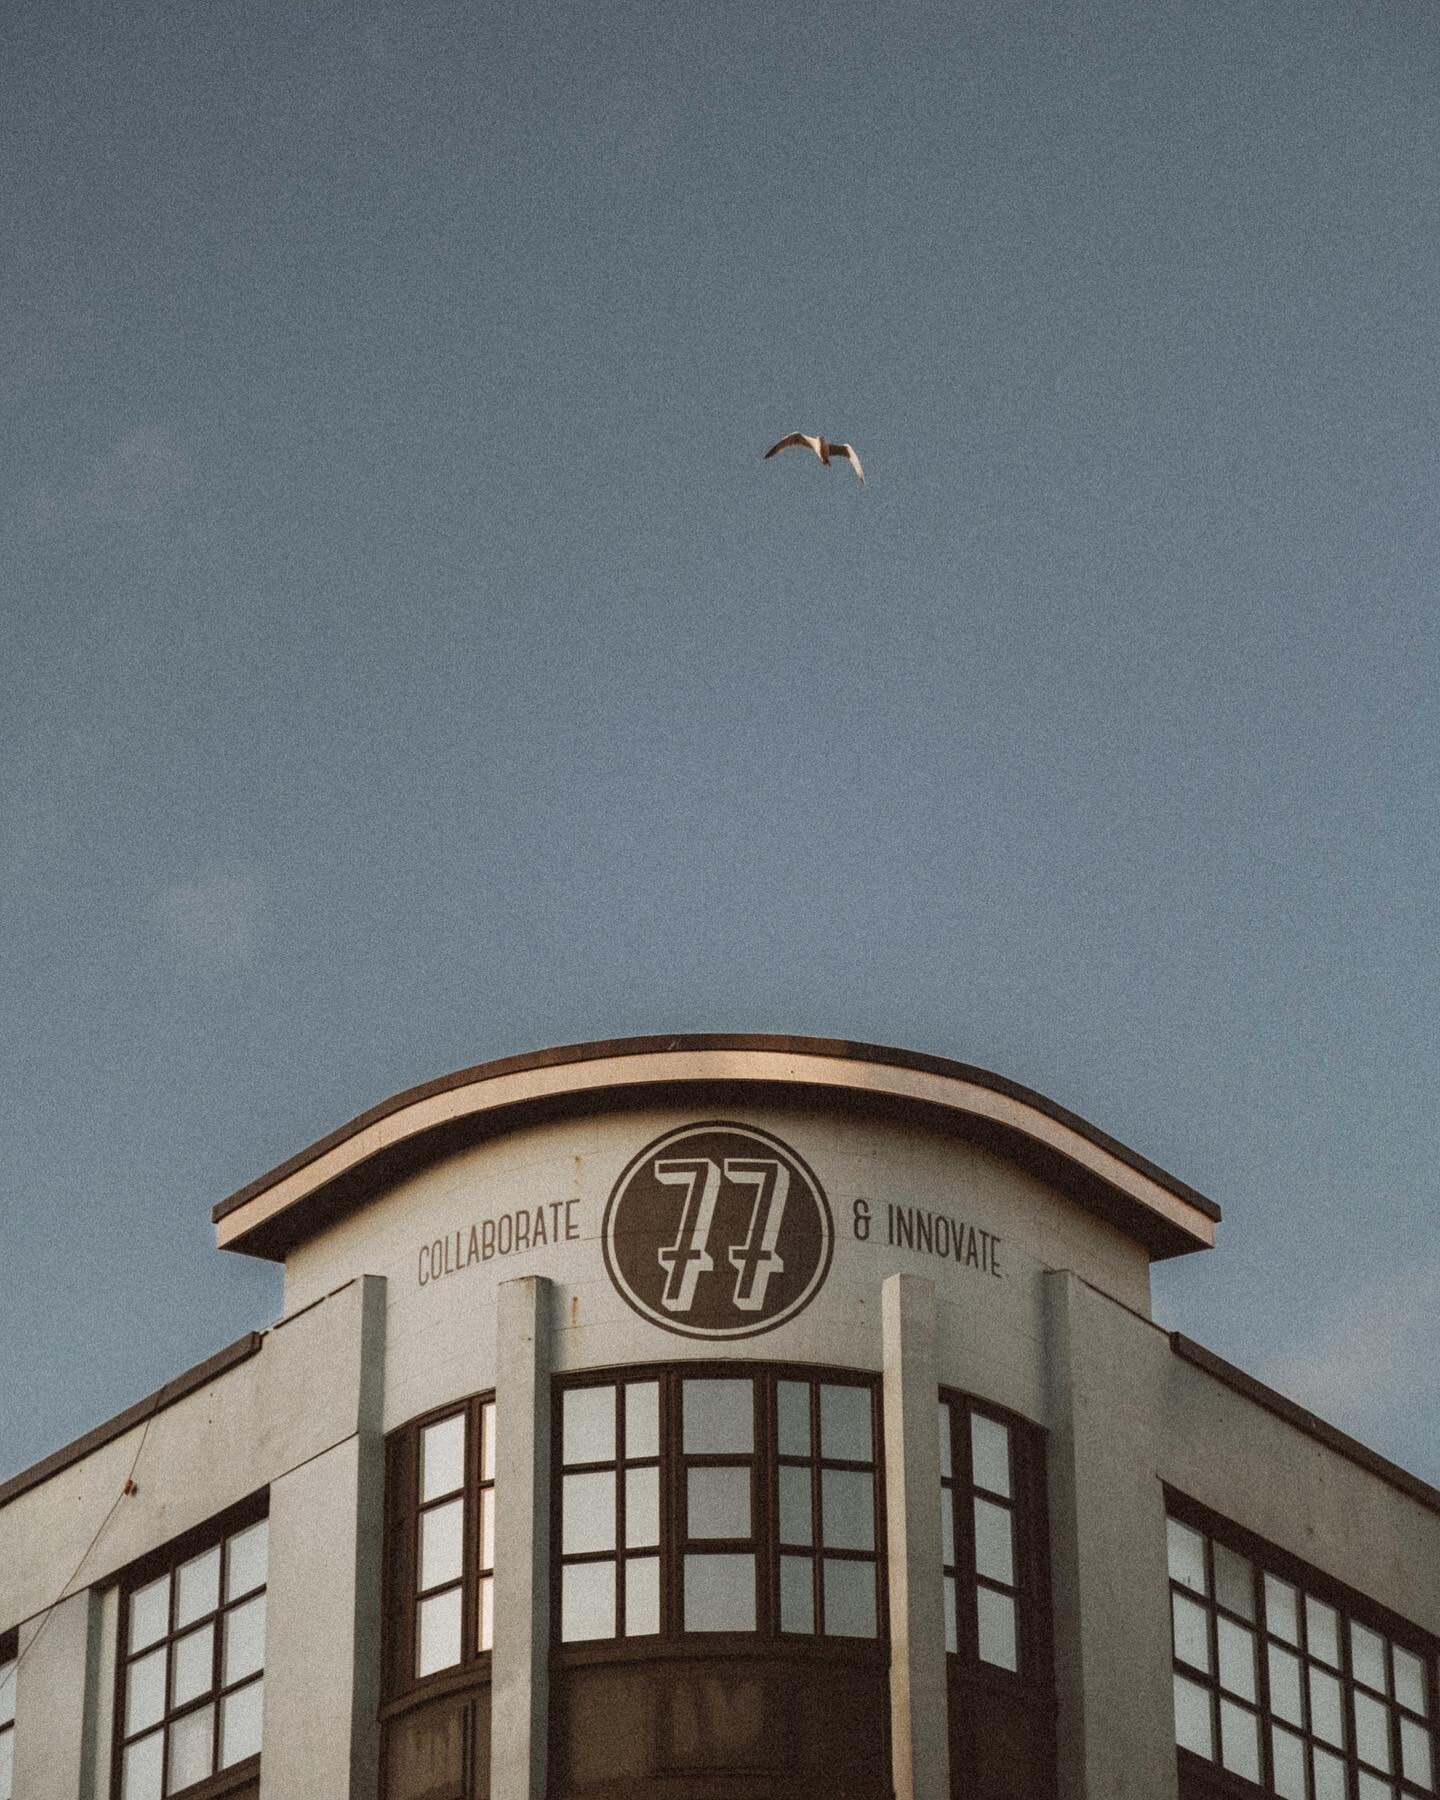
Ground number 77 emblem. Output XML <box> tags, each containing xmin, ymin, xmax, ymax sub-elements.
<box><xmin>654</xmin><ymin>1157</ymin><xmax>789</xmax><ymax>1314</ymax></box>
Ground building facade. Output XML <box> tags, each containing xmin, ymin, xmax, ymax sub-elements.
<box><xmin>2</xmin><ymin>1033</ymin><xmax>1436</xmax><ymax>1800</ymax></box>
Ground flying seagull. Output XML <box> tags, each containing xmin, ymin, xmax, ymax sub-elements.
<box><xmin>763</xmin><ymin>433</ymin><xmax>865</xmax><ymax>485</ymax></box>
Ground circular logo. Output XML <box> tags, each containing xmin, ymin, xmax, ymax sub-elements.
<box><xmin>602</xmin><ymin>1121</ymin><xmax>834</xmax><ymax>1339</ymax></box>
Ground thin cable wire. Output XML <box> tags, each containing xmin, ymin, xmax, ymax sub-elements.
<box><xmin>0</xmin><ymin>1394</ymin><xmax>161</xmax><ymax>1701</ymax></box>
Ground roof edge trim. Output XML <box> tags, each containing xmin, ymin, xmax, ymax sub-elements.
<box><xmin>213</xmin><ymin>1034</ymin><xmax>1218</xmax><ymax>1261</ymax></box>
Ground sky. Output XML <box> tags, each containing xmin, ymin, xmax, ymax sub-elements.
<box><xmin>2</xmin><ymin>0</ymin><xmax>1437</xmax><ymax>1489</ymax></box>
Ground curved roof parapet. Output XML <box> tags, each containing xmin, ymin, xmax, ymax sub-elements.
<box><xmin>213</xmin><ymin>1033</ymin><xmax>1220</xmax><ymax>1263</ymax></box>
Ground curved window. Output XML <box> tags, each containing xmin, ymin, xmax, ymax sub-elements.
<box><xmin>939</xmin><ymin>1391</ymin><xmax>1055</xmax><ymax>1800</ymax></box>
<box><xmin>551</xmin><ymin>1363</ymin><xmax>890</xmax><ymax>1800</ymax></box>
<box><xmin>553</xmin><ymin>1365</ymin><xmax>884</xmax><ymax>1645</ymax></box>
<box><xmin>381</xmin><ymin>1393</ymin><xmax>496</xmax><ymax>1800</ymax></box>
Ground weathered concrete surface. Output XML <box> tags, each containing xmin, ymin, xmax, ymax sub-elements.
<box><xmin>491</xmin><ymin>1275</ymin><xmax>551</xmax><ymax>1800</ymax></box>
<box><xmin>261</xmin><ymin>1272</ymin><xmax>386</xmax><ymax>1797</ymax></box>
<box><xmin>9</xmin><ymin>1590</ymin><xmax>103</xmax><ymax>1800</ymax></box>
<box><xmin>882</xmin><ymin>1274</ymin><xmax>950</xmax><ymax>1800</ymax></box>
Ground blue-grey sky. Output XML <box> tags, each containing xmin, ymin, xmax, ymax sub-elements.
<box><xmin>3</xmin><ymin>0</ymin><xmax>1437</xmax><ymax>1486</ymax></box>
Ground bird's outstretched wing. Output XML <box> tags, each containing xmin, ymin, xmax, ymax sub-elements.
<box><xmin>763</xmin><ymin>432</ymin><xmax>824</xmax><ymax>462</ymax></box>
<box><xmin>831</xmin><ymin>442</ymin><xmax>865</xmax><ymax>484</ymax></box>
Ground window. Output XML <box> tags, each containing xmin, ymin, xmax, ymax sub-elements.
<box><xmin>1168</xmin><ymin>1499</ymin><xmax>1439</xmax><ymax>1800</ymax></box>
<box><xmin>114</xmin><ymin>1501</ymin><xmax>267</xmax><ymax>1800</ymax></box>
<box><xmin>0</xmin><ymin>1631</ymin><xmax>15</xmax><ymax>1800</ymax></box>
<box><xmin>381</xmin><ymin>1394</ymin><xmax>497</xmax><ymax>1800</ymax></box>
<box><xmin>384</xmin><ymin>1392</ymin><xmax>496</xmax><ymax>1690</ymax></box>
<box><xmin>554</xmin><ymin>1365</ymin><xmax>884</xmax><ymax>1644</ymax></box>
<box><xmin>939</xmin><ymin>1391</ymin><xmax>1055</xmax><ymax>1800</ymax></box>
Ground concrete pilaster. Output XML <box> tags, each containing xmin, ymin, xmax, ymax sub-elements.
<box><xmin>491</xmin><ymin>1275</ymin><xmax>551</xmax><ymax>1800</ymax></box>
<box><xmin>260</xmin><ymin>1273</ymin><xmax>387</xmax><ymax>1798</ymax></box>
<box><xmin>9</xmin><ymin>1589</ymin><xmax>105</xmax><ymax>1800</ymax></box>
<box><xmin>882</xmin><ymin>1273</ymin><xmax>951</xmax><ymax>1800</ymax></box>
<box><xmin>1045</xmin><ymin>1268</ymin><xmax>1177</xmax><ymax>1800</ymax></box>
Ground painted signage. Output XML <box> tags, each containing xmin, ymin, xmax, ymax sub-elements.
<box><xmin>601</xmin><ymin>1121</ymin><xmax>834</xmax><ymax>1340</ymax></box>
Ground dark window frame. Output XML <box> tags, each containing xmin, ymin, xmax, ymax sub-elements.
<box><xmin>110</xmin><ymin>1491</ymin><xmax>268</xmax><ymax>1800</ymax></box>
<box><xmin>381</xmin><ymin>1390</ymin><xmax>497</xmax><ymax>1715</ymax></box>
<box><xmin>939</xmin><ymin>1389</ymin><xmax>1057</xmax><ymax>1800</ymax></box>
<box><xmin>552</xmin><ymin>1361</ymin><xmax>888</xmax><ymax>1664</ymax></box>
<box><xmin>1</xmin><ymin>1624</ymin><xmax>16</xmax><ymax>1799</ymax></box>
<box><xmin>1167</xmin><ymin>1488</ymin><xmax>1440</xmax><ymax>1800</ymax></box>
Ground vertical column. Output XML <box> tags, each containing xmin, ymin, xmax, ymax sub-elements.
<box><xmin>262</xmin><ymin>1273</ymin><xmax>387</xmax><ymax>1798</ymax></box>
<box><xmin>882</xmin><ymin>1272</ymin><xmax>951</xmax><ymax>1800</ymax></box>
<box><xmin>8</xmin><ymin>1589</ymin><xmax>105</xmax><ymax>1800</ymax></box>
<box><xmin>491</xmin><ymin>1275</ymin><xmax>551</xmax><ymax>1800</ymax></box>
<box><xmin>1045</xmin><ymin>1268</ymin><xmax>1177</xmax><ymax>1800</ymax></box>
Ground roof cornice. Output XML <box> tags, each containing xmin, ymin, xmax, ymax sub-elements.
<box><xmin>213</xmin><ymin>1033</ymin><xmax>1220</xmax><ymax>1262</ymax></box>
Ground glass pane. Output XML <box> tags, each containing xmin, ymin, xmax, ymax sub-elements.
<box><xmin>561</xmin><ymin>1561</ymin><xmax>615</xmax><ymax>1642</ymax></box>
<box><xmin>1220</xmin><ymin>1699</ymin><xmax>1260</xmax><ymax>1782</ymax></box>
<box><xmin>823</xmin><ymin>1557</ymin><xmax>877</xmax><ymax>1638</ymax></box>
<box><xmin>225</xmin><ymin>1521</ymin><xmax>267</xmax><ymax>1602</ymax></box>
<box><xmin>970</xmin><ymin>1414</ymin><xmax>1010</xmax><ymax>1497</ymax></box>
<box><xmin>1173</xmin><ymin>1672</ymin><xmax>1213</xmax><ymax>1758</ymax></box>
<box><xmin>687</xmin><ymin>1466</ymin><xmax>751</xmax><ymax>1540</ymax></box>
<box><xmin>130</xmin><ymin>1576</ymin><xmax>171</xmax><ymax>1654</ymax></box>
<box><xmin>625</xmin><ymin>1383</ymin><xmax>659</xmax><ymax>1459</ymax></box>
<box><xmin>780</xmin><ymin>1553</ymin><xmax>815</xmax><ymax>1634</ymax></box>
<box><xmin>779</xmin><ymin>1464</ymin><xmax>813</xmax><ymax>1545</ymax></box>
<box><xmin>1313</xmin><ymin>1743</ymin><xmax>1346</xmax><ymax>1800</ymax></box>
<box><xmin>223</xmin><ymin>1594</ymin><xmax>265</xmax><ymax>1686</ymax></box>
<box><xmin>1167</xmin><ymin>1519</ymin><xmax>1207</xmax><ymax>1595</ymax></box>
<box><xmin>172</xmin><ymin>1623</ymin><xmax>214</xmax><ymax>1708</ymax></box>
<box><xmin>478</xmin><ymin>1575</ymin><xmax>493</xmax><ymax>1652</ymax></box>
<box><xmin>822</xmin><ymin>1469</ymin><xmax>874</xmax><ymax>1552</ymax></box>
<box><xmin>219</xmin><ymin>1677</ymin><xmax>263</xmax><ymax>1766</ymax></box>
<box><xmin>937</xmin><ymin>1403</ymin><xmax>952</xmax><ymax>1478</ymax></box>
<box><xmin>480</xmin><ymin>1402</ymin><xmax>496</xmax><ymax>1482</ymax></box>
<box><xmin>1172</xmin><ymin>1592</ymin><xmax>1211</xmax><ymax>1672</ymax></box>
<box><xmin>420</xmin><ymin>1498</ymin><xmax>465</xmax><ymax>1590</ymax></box>
<box><xmin>1272</xmin><ymin>1724</ymin><xmax>1306</xmax><ymax>1800</ymax></box>
<box><xmin>940</xmin><ymin>1486</ymin><xmax>954</xmax><ymax>1567</ymax></box>
<box><xmin>1266</xmin><ymin>1574</ymin><xmax>1299</xmax><ymax>1643</ymax></box>
<box><xmin>943</xmin><ymin>1574</ymin><xmax>957</xmax><ymax>1653</ymax></box>
<box><xmin>1214</xmin><ymin>1544</ymin><xmax>1254</xmax><ymax>1621</ymax></box>
<box><xmin>1356</xmin><ymin>1690</ymin><xmax>1393</xmax><ymax>1772</ymax></box>
<box><xmin>127</xmin><ymin>1645</ymin><xmax>168</xmax><ymax>1736</ymax></box>
<box><xmin>1396</xmin><ymin>1646</ymin><xmax>1428</xmax><ymax>1715</ymax></box>
<box><xmin>416</xmin><ymin>1587</ymin><xmax>462</xmax><ymax>1676</ymax></box>
<box><xmin>1358</xmin><ymin>1774</ymin><xmax>1395</xmax><ymax>1800</ymax></box>
<box><xmin>176</xmin><ymin>1548</ymin><xmax>220</xmax><ymax>1629</ymax></box>
<box><xmin>1310</xmin><ymin>1665</ymin><xmax>1345</xmax><ymax>1747</ymax></box>
<box><xmin>683</xmin><ymin>1379</ymin><xmax>753</xmax><ymax>1455</ymax></box>
<box><xmin>820</xmin><ymin>1385</ymin><xmax>872</xmax><ymax>1462</ymax></box>
<box><xmin>166</xmin><ymin>1702</ymin><xmax>213</xmax><ymax>1793</ymax></box>
<box><xmin>122</xmin><ymin>1729</ymin><xmax>164</xmax><ymax>1800</ymax></box>
<box><xmin>1307</xmin><ymin>1595</ymin><xmax>1340</xmax><ymax>1666</ymax></box>
<box><xmin>684</xmin><ymin>1553</ymin><xmax>755</xmax><ymax>1631</ymax></box>
<box><xmin>0</xmin><ymin>1659</ymin><xmax>12</xmax><ymax>1727</ymax></box>
<box><xmin>977</xmin><ymin>1586</ymin><xmax>1017</xmax><ymax>1671</ymax></box>
<box><xmin>421</xmin><ymin>1414</ymin><xmax>466</xmax><ymax>1501</ymax></box>
<box><xmin>1269</xmin><ymin>1642</ymin><xmax>1303</xmax><ymax>1724</ymax></box>
<box><xmin>563</xmin><ymin>1386</ymin><xmax>615</xmax><ymax>1466</ymax></box>
<box><xmin>625</xmin><ymin>1466</ymin><xmax>659</xmax><ymax>1548</ymax></box>
<box><xmin>974</xmin><ymin>1497</ymin><xmax>1014</xmax><ymax>1585</ymax></box>
<box><xmin>479</xmin><ymin>1488</ymin><xmax>495</xmax><ymax>1570</ymax></box>
<box><xmin>625</xmin><ymin>1557</ymin><xmax>660</xmax><ymax>1636</ymax></box>
<box><xmin>1352</xmin><ymin>1622</ymin><xmax>1388</xmax><ymax>1693</ymax></box>
<box><xmin>778</xmin><ymin>1382</ymin><xmax>811</xmax><ymax>1457</ymax></box>
<box><xmin>564</xmin><ymin>1470</ymin><xmax>617</xmax><ymax>1554</ymax></box>
<box><xmin>1401</xmin><ymin>1715</ymin><xmax>1433</xmax><ymax>1788</ymax></box>
<box><xmin>1217</xmin><ymin>1618</ymin><xmax>1256</xmax><ymax>1701</ymax></box>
